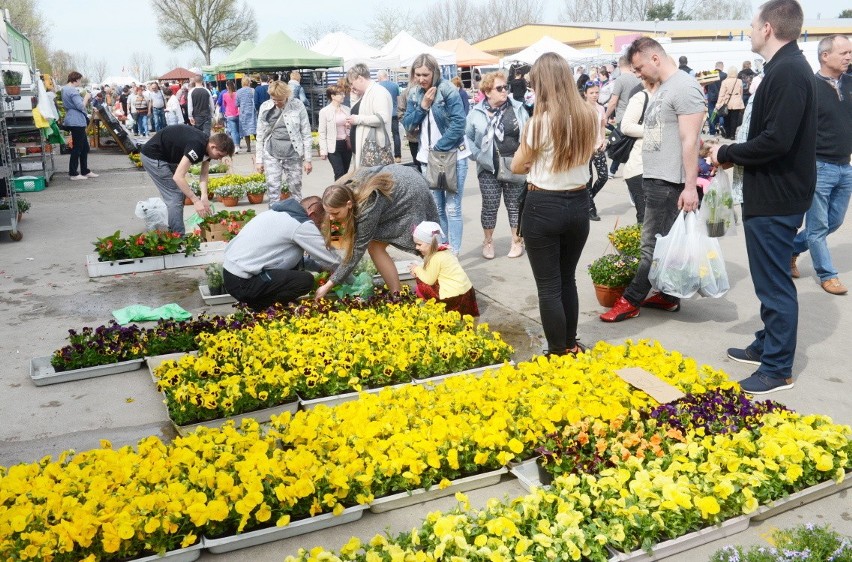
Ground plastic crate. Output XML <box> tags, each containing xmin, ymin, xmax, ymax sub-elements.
<box><xmin>12</xmin><ymin>176</ymin><xmax>46</xmax><ymax>192</ymax></box>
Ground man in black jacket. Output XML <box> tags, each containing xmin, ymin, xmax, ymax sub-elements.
<box><xmin>711</xmin><ymin>0</ymin><xmax>817</xmax><ymax>395</ymax></box>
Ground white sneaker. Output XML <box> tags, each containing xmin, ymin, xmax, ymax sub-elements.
<box><xmin>234</xmin><ymin>147</ymin><xmax>241</xmax><ymax>154</ymax></box>
<box><xmin>85</xmin><ymin>172</ymin><xmax>99</xmax><ymax>178</ymax></box>
<box><xmin>69</xmin><ymin>175</ymin><xmax>87</xmax><ymax>181</ymax></box>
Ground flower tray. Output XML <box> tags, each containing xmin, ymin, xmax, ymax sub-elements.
<box><xmin>85</xmin><ymin>254</ymin><xmax>166</xmax><ymax>278</ymax></box>
<box><xmin>369</xmin><ymin>467</ymin><xmax>507</xmax><ymax>514</ymax></box>
<box><xmin>299</xmin><ymin>382</ymin><xmax>412</xmax><ymax>411</ymax></box>
<box><xmin>611</xmin><ymin>515</ymin><xmax>750</xmax><ymax>561</ymax></box>
<box><xmin>146</xmin><ymin>353</ymin><xmax>298</xmax><ymax>435</ymax></box>
<box><xmin>198</xmin><ymin>284</ymin><xmax>237</xmax><ymax>305</ymax></box>
<box><xmin>30</xmin><ymin>355</ymin><xmax>144</xmax><ymax>387</ymax></box>
<box><xmin>411</xmin><ymin>362</ymin><xmax>510</xmax><ymax>388</ymax></box>
<box><xmin>130</xmin><ymin>542</ymin><xmax>203</xmax><ymax>562</ymax></box>
<box><xmin>163</xmin><ymin>242</ymin><xmax>226</xmax><ymax>269</ymax></box>
<box><xmin>509</xmin><ymin>457</ymin><xmax>552</xmax><ymax>493</ymax></box>
<box><xmin>750</xmin><ymin>471</ymin><xmax>852</xmax><ymax>522</ymax></box>
<box><xmin>202</xmin><ymin>504</ymin><xmax>368</xmax><ymax>554</ymax></box>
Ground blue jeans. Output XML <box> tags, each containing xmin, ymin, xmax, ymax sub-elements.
<box><xmin>792</xmin><ymin>161</ymin><xmax>852</xmax><ymax>282</ymax></box>
<box><xmin>521</xmin><ymin>188</ymin><xmax>590</xmax><ymax>355</ymax></box>
<box><xmin>744</xmin><ymin>213</ymin><xmax>804</xmax><ymax>380</ymax></box>
<box><xmin>624</xmin><ymin>178</ymin><xmax>683</xmax><ymax>306</ymax></box>
<box><xmin>136</xmin><ymin>114</ymin><xmax>148</xmax><ymax>136</ymax></box>
<box><xmin>226</xmin><ymin>116</ymin><xmax>240</xmax><ymax>148</ymax></box>
<box><xmin>426</xmin><ymin>157</ymin><xmax>468</xmax><ymax>254</ymax></box>
<box><xmin>152</xmin><ymin>107</ymin><xmax>166</xmax><ymax>132</ymax></box>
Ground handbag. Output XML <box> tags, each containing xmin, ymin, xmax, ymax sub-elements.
<box><xmin>360</xmin><ymin>115</ymin><xmax>394</xmax><ymax>167</ymax></box>
<box><xmin>425</xmin><ymin>111</ymin><xmax>458</xmax><ymax>193</ymax></box>
<box><xmin>496</xmin><ymin>152</ymin><xmax>526</xmax><ymax>184</ymax></box>
<box><xmin>715</xmin><ymin>104</ymin><xmax>729</xmax><ymax>117</ymax></box>
<box><xmin>606</xmin><ymin>91</ymin><xmax>648</xmax><ymax>164</ymax></box>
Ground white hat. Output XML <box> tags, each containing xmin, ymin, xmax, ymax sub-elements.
<box><xmin>413</xmin><ymin>221</ymin><xmax>444</xmax><ymax>243</ymax></box>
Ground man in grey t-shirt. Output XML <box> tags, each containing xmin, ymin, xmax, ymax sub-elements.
<box><xmin>605</xmin><ymin>56</ymin><xmax>642</xmax><ymax>175</ymax></box>
<box><xmin>601</xmin><ymin>37</ymin><xmax>705</xmax><ymax>323</ymax></box>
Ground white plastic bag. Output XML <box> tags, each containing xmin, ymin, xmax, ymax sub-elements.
<box><xmin>135</xmin><ymin>197</ymin><xmax>169</xmax><ymax>232</ymax></box>
<box><xmin>648</xmin><ymin>211</ymin><xmax>701</xmax><ymax>299</ymax></box>
<box><xmin>698</xmin><ymin>172</ymin><xmax>735</xmax><ymax>238</ymax></box>
<box><xmin>697</xmin><ymin>234</ymin><xmax>730</xmax><ymax>298</ymax></box>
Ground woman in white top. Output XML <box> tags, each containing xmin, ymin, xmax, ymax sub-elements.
<box><xmin>510</xmin><ymin>52</ymin><xmax>598</xmax><ymax>357</ymax></box>
<box><xmin>164</xmin><ymin>89</ymin><xmax>182</xmax><ymax>126</ymax></box>
<box><xmin>620</xmin><ymin>73</ymin><xmax>656</xmax><ymax>224</ymax></box>
<box><xmin>317</xmin><ymin>84</ymin><xmax>352</xmax><ymax>179</ymax></box>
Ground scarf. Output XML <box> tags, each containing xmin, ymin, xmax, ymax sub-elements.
<box><xmin>483</xmin><ymin>99</ymin><xmax>511</xmax><ymax>149</ymax></box>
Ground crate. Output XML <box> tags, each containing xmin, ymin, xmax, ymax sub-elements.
<box><xmin>12</xmin><ymin>176</ymin><xmax>46</xmax><ymax>192</ymax></box>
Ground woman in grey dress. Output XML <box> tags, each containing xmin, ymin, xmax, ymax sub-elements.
<box><xmin>235</xmin><ymin>76</ymin><xmax>257</xmax><ymax>152</ymax></box>
<box><xmin>314</xmin><ymin>164</ymin><xmax>439</xmax><ymax>299</ymax></box>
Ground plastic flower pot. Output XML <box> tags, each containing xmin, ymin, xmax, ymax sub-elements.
<box><xmin>706</xmin><ymin>221</ymin><xmax>726</xmax><ymax>238</ymax></box>
<box><xmin>594</xmin><ymin>284</ymin><xmax>627</xmax><ymax>307</ymax></box>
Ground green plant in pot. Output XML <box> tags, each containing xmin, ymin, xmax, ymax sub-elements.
<box><xmin>588</xmin><ymin>253</ymin><xmax>640</xmax><ymax>307</ymax></box>
<box><xmin>3</xmin><ymin>70</ymin><xmax>22</xmax><ymax>95</ymax></box>
<box><xmin>16</xmin><ymin>197</ymin><xmax>30</xmax><ymax>221</ymax></box>
<box><xmin>703</xmin><ymin>188</ymin><xmax>734</xmax><ymax>237</ymax></box>
<box><xmin>244</xmin><ymin>181</ymin><xmax>267</xmax><ymax>204</ymax></box>
<box><xmin>205</xmin><ymin>263</ymin><xmax>225</xmax><ymax>295</ymax></box>
<box><xmin>212</xmin><ymin>184</ymin><xmax>244</xmax><ymax>206</ymax></box>
<box><xmin>608</xmin><ymin>224</ymin><xmax>641</xmax><ymax>258</ymax></box>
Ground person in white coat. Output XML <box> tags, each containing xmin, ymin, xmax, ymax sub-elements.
<box><xmin>345</xmin><ymin>63</ymin><xmax>393</xmax><ymax>170</ymax></box>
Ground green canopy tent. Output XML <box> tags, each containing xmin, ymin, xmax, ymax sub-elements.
<box><xmin>217</xmin><ymin>31</ymin><xmax>341</xmax><ymax>72</ymax></box>
<box><xmin>202</xmin><ymin>40</ymin><xmax>256</xmax><ymax>75</ymax></box>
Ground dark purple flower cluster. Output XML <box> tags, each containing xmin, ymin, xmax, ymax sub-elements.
<box><xmin>648</xmin><ymin>387</ymin><xmax>790</xmax><ymax>436</ymax></box>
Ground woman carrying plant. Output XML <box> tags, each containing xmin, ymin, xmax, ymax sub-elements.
<box><xmin>61</xmin><ymin>71</ymin><xmax>98</xmax><ymax>180</ymax></box>
<box><xmin>221</xmin><ymin>80</ymin><xmax>241</xmax><ymax>153</ymax></box>
<box><xmin>408</xmin><ymin>221</ymin><xmax>479</xmax><ymax>317</ymax></box>
<box><xmin>510</xmin><ymin>52</ymin><xmax>598</xmax><ymax>357</ymax></box>
<box><xmin>466</xmin><ymin>71</ymin><xmax>529</xmax><ymax>259</ymax></box>
<box><xmin>582</xmin><ymin>81</ymin><xmax>609</xmax><ymax>221</ymax></box>
<box><xmin>317</xmin><ymin>84</ymin><xmax>352</xmax><ymax>180</ymax></box>
<box><xmin>255</xmin><ymin>80</ymin><xmax>313</xmax><ymax>202</ymax></box>
<box><xmin>235</xmin><ymin>76</ymin><xmax>256</xmax><ymax>152</ymax></box>
<box><xmin>314</xmin><ymin>164</ymin><xmax>439</xmax><ymax>300</ymax></box>
<box><xmin>403</xmin><ymin>53</ymin><xmax>469</xmax><ymax>256</ymax></box>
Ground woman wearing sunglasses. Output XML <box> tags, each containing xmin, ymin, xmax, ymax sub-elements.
<box><xmin>466</xmin><ymin>71</ymin><xmax>530</xmax><ymax>259</ymax></box>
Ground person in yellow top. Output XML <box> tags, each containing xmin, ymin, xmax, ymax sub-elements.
<box><xmin>408</xmin><ymin>221</ymin><xmax>480</xmax><ymax>317</ymax></box>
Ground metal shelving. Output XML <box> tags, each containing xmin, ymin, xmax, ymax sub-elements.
<box><xmin>0</xmin><ymin>85</ymin><xmax>22</xmax><ymax>241</ymax></box>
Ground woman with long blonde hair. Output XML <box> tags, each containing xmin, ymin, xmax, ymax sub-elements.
<box><xmin>314</xmin><ymin>164</ymin><xmax>439</xmax><ymax>300</ymax></box>
<box><xmin>510</xmin><ymin>52</ymin><xmax>598</xmax><ymax>357</ymax></box>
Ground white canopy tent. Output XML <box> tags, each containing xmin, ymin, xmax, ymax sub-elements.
<box><xmin>500</xmin><ymin>36</ymin><xmax>585</xmax><ymax>66</ymax></box>
<box><xmin>311</xmin><ymin>32</ymin><xmax>400</xmax><ymax>70</ymax></box>
<box><xmin>101</xmin><ymin>75</ymin><xmax>141</xmax><ymax>86</ymax></box>
<box><xmin>379</xmin><ymin>31</ymin><xmax>456</xmax><ymax>67</ymax></box>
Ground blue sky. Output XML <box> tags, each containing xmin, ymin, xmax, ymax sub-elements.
<box><xmin>38</xmin><ymin>0</ymin><xmax>848</xmax><ymax>80</ymax></box>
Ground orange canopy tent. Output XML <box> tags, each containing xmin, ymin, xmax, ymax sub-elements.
<box><xmin>433</xmin><ymin>39</ymin><xmax>498</xmax><ymax>67</ymax></box>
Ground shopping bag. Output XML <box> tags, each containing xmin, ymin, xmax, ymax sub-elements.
<box><xmin>648</xmin><ymin>211</ymin><xmax>701</xmax><ymax>299</ymax></box>
<box><xmin>698</xmin><ymin>172</ymin><xmax>735</xmax><ymax>237</ymax></box>
<box><xmin>135</xmin><ymin>198</ymin><xmax>169</xmax><ymax>232</ymax></box>
<box><xmin>697</xmin><ymin>234</ymin><xmax>730</xmax><ymax>298</ymax></box>
<box><xmin>360</xmin><ymin>116</ymin><xmax>394</xmax><ymax>167</ymax></box>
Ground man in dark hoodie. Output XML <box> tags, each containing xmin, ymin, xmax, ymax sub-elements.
<box><xmin>222</xmin><ymin>197</ymin><xmax>340</xmax><ymax>310</ymax></box>
<box><xmin>711</xmin><ymin>0</ymin><xmax>817</xmax><ymax>395</ymax></box>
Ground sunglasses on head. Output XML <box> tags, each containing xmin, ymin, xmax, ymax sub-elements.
<box><xmin>585</xmin><ymin>80</ymin><xmax>601</xmax><ymax>88</ymax></box>
<box><xmin>493</xmin><ymin>85</ymin><xmax>508</xmax><ymax>92</ymax></box>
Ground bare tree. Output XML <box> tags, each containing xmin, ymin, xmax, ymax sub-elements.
<box><xmin>369</xmin><ymin>5</ymin><xmax>415</xmax><ymax>47</ymax></box>
<box><xmin>129</xmin><ymin>52</ymin><xmax>155</xmax><ymax>82</ymax></box>
<box><xmin>91</xmin><ymin>58</ymin><xmax>108</xmax><ymax>84</ymax></box>
<box><xmin>417</xmin><ymin>0</ymin><xmax>476</xmax><ymax>45</ymax></box>
<box><xmin>559</xmin><ymin>0</ymin><xmax>650</xmax><ymax>22</ymax></box>
<box><xmin>474</xmin><ymin>0</ymin><xmax>546</xmax><ymax>42</ymax></box>
<box><xmin>4</xmin><ymin>0</ymin><xmax>52</xmax><ymax>70</ymax></box>
<box><xmin>48</xmin><ymin>50</ymin><xmax>74</xmax><ymax>84</ymax></box>
<box><xmin>686</xmin><ymin>0</ymin><xmax>751</xmax><ymax>20</ymax></box>
<box><xmin>150</xmin><ymin>0</ymin><xmax>258</xmax><ymax>64</ymax></box>
<box><xmin>301</xmin><ymin>19</ymin><xmax>346</xmax><ymax>46</ymax></box>
<box><xmin>71</xmin><ymin>53</ymin><xmax>91</xmax><ymax>83</ymax></box>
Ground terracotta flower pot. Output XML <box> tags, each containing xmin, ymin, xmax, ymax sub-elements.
<box><xmin>279</xmin><ymin>192</ymin><xmax>291</xmax><ymax>201</ymax></box>
<box><xmin>220</xmin><ymin>196</ymin><xmax>239</xmax><ymax>207</ymax></box>
<box><xmin>594</xmin><ymin>284</ymin><xmax>627</xmax><ymax>308</ymax></box>
<box><xmin>247</xmin><ymin>193</ymin><xmax>264</xmax><ymax>204</ymax></box>
<box><xmin>5</xmin><ymin>85</ymin><xmax>20</xmax><ymax>96</ymax></box>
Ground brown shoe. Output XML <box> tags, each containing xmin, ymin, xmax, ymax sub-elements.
<box><xmin>821</xmin><ymin>278</ymin><xmax>848</xmax><ymax>295</ymax></box>
<box><xmin>790</xmin><ymin>255</ymin><xmax>800</xmax><ymax>278</ymax></box>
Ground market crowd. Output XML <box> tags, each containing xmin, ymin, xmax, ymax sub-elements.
<box><xmin>60</xmin><ymin>0</ymin><xmax>849</xmax><ymax>397</ymax></box>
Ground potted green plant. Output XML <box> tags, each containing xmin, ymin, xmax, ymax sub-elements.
<box><xmin>3</xmin><ymin>70</ymin><xmax>23</xmax><ymax>95</ymax></box>
<box><xmin>205</xmin><ymin>263</ymin><xmax>225</xmax><ymax>295</ymax></box>
<box><xmin>703</xmin><ymin>188</ymin><xmax>734</xmax><ymax>237</ymax></box>
<box><xmin>16</xmin><ymin>197</ymin><xmax>30</xmax><ymax>222</ymax></box>
<box><xmin>588</xmin><ymin>254</ymin><xmax>640</xmax><ymax>307</ymax></box>
<box><xmin>607</xmin><ymin>224</ymin><xmax>641</xmax><ymax>258</ymax></box>
<box><xmin>212</xmin><ymin>184</ymin><xmax>244</xmax><ymax>207</ymax></box>
<box><xmin>244</xmin><ymin>181</ymin><xmax>266</xmax><ymax>204</ymax></box>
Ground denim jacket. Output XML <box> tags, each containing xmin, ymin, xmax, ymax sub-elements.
<box><xmin>402</xmin><ymin>79</ymin><xmax>466</xmax><ymax>152</ymax></box>
<box><xmin>465</xmin><ymin>98</ymin><xmax>529</xmax><ymax>175</ymax></box>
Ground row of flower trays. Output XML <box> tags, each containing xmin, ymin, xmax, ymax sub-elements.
<box><xmin>6</xmin><ymin>341</ymin><xmax>851</xmax><ymax>561</ymax></box>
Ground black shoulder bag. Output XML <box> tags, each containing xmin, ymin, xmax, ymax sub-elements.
<box><xmin>606</xmin><ymin>91</ymin><xmax>648</xmax><ymax>164</ymax></box>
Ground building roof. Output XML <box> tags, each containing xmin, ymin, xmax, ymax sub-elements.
<box><xmin>158</xmin><ymin>67</ymin><xmax>196</xmax><ymax>81</ymax></box>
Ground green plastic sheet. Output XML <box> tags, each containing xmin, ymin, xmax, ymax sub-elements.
<box><xmin>112</xmin><ymin>304</ymin><xmax>192</xmax><ymax>325</ymax></box>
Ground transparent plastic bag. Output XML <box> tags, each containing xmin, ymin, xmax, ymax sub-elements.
<box><xmin>648</xmin><ymin>211</ymin><xmax>701</xmax><ymax>299</ymax></box>
<box><xmin>697</xmin><ymin>234</ymin><xmax>730</xmax><ymax>298</ymax></box>
<box><xmin>134</xmin><ymin>197</ymin><xmax>169</xmax><ymax>232</ymax></box>
<box><xmin>698</xmin><ymin>172</ymin><xmax>735</xmax><ymax>238</ymax></box>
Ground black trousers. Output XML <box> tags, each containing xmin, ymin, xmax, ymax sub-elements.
<box><xmin>391</xmin><ymin>116</ymin><xmax>401</xmax><ymax>158</ymax></box>
<box><xmin>327</xmin><ymin>139</ymin><xmax>353</xmax><ymax>180</ymax></box>
<box><xmin>68</xmin><ymin>126</ymin><xmax>90</xmax><ymax>177</ymax></box>
<box><xmin>223</xmin><ymin>268</ymin><xmax>313</xmax><ymax>311</ymax></box>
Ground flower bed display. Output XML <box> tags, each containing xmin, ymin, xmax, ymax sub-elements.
<box><xmin>152</xmin><ymin>301</ymin><xmax>513</xmax><ymax>425</ymax></box>
<box><xmin>93</xmin><ymin>230</ymin><xmax>201</xmax><ymax>262</ymax></box>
